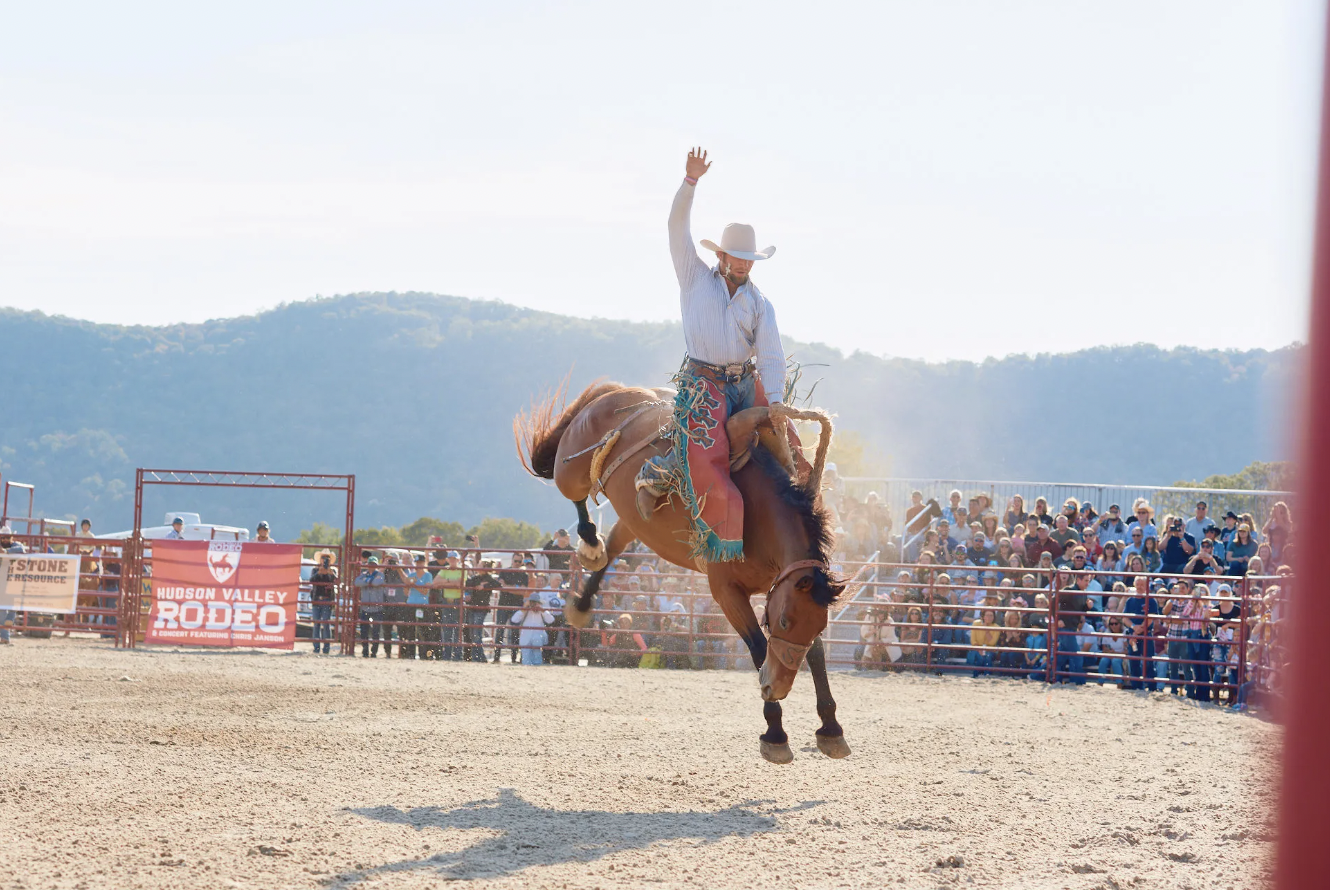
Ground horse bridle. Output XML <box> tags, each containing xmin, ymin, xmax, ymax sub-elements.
<box><xmin>763</xmin><ymin>559</ymin><xmax>827</xmax><ymax>671</ymax></box>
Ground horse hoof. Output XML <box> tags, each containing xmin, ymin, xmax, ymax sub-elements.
<box><xmin>760</xmin><ymin>740</ymin><xmax>794</xmax><ymax>764</ymax></box>
<box><xmin>564</xmin><ymin>601</ymin><xmax>592</xmax><ymax>629</ymax></box>
<box><xmin>576</xmin><ymin>536</ymin><xmax>608</xmax><ymax>572</ymax></box>
<box><xmin>816</xmin><ymin>734</ymin><xmax>852</xmax><ymax>759</ymax></box>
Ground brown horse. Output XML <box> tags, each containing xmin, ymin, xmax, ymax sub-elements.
<box><xmin>516</xmin><ymin>380</ymin><xmax>850</xmax><ymax>764</ymax></box>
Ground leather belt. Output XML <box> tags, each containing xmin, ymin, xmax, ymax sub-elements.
<box><xmin>686</xmin><ymin>356</ymin><xmax>755</xmax><ymax>384</ymax></box>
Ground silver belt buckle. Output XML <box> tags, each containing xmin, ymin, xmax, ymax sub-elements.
<box><xmin>724</xmin><ymin>363</ymin><xmax>744</xmax><ymax>380</ymax></box>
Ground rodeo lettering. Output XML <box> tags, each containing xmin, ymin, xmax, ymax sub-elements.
<box><xmin>152</xmin><ymin>600</ymin><xmax>288</xmax><ymax>633</ymax></box>
<box><xmin>156</xmin><ymin>587</ymin><xmax>291</xmax><ymax>604</ymax></box>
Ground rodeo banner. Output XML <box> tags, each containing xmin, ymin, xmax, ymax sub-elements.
<box><xmin>146</xmin><ymin>540</ymin><xmax>302</xmax><ymax>649</ymax></box>
<box><xmin>0</xmin><ymin>554</ymin><xmax>81</xmax><ymax>613</ymax></box>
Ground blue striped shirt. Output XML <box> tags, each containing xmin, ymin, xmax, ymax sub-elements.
<box><xmin>669</xmin><ymin>181</ymin><xmax>787</xmax><ymax>401</ymax></box>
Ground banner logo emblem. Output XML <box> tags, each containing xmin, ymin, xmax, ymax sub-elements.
<box><xmin>207</xmin><ymin>542</ymin><xmax>243</xmax><ymax>585</ymax></box>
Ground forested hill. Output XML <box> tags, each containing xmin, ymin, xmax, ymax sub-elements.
<box><xmin>0</xmin><ymin>292</ymin><xmax>1297</xmax><ymax>533</ymax></box>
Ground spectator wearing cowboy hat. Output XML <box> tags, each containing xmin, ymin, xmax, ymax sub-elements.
<box><xmin>254</xmin><ymin>520</ymin><xmax>274</xmax><ymax>543</ymax></box>
<box><xmin>1220</xmin><ymin>510</ymin><xmax>1241</xmax><ymax>546</ymax></box>
<box><xmin>309</xmin><ymin>549</ymin><xmax>338</xmax><ymax>655</ymax></box>
<box><xmin>1127</xmin><ymin>500</ymin><xmax>1158</xmax><ymax>540</ymax></box>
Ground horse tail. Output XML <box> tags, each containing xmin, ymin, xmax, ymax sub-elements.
<box><xmin>515</xmin><ymin>378</ymin><xmax>626</xmax><ymax>479</ymax></box>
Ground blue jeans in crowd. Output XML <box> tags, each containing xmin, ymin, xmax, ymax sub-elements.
<box><xmin>0</xmin><ymin>609</ymin><xmax>12</xmax><ymax>643</ymax></box>
<box><xmin>311</xmin><ymin>602</ymin><xmax>333</xmax><ymax>654</ymax></box>
<box><xmin>439</xmin><ymin>603</ymin><xmax>462</xmax><ymax>661</ymax></box>
<box><xmin>966</xmin><ymin>650</ymin><xmax>994</xmax><ymax>677</ymax></box>
<box><xmin>1166</xmin><ymin>637</ymin><xmax>1189</xmax><ymax>693</ymax></box>
<box><xmin>1097</xmin><ymin>655</ymin><xmax>1125</xmax><ymax>684</ymax></box>
<box><xmin>1186</xmin><ymin>633</ymin><xmax>1212</xmax><ymax>702</ymax></box>
<box><xmin>1055</xmin><ymin>629</ymin><xmax>1085</xmax><ymax>684</ymax></box>
<box><xmin>1126</xmin><ymin>634</ymin><xmax>1157</xmax><ymax>690</ymax></box>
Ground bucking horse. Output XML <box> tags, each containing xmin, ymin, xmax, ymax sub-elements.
<box><xmin>515</xmin><ymin>380</ymin><xmax>849</xmax><ymax>764</ymax></box>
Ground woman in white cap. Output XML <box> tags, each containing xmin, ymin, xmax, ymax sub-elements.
<box><xmin>634</xmin><ymin>146</ymin><xmax>793</xmax><ymax>561</ymax></box>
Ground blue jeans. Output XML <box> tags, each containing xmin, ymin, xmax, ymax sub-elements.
<box><xmin>1166</xmin><ymin>637</ymin><xmax>1189</xmax><ymax>692</ymax></box>
<box><xmin>439</xmin><ymin>603</ymin><xmax>462</xmax><ymax>661</ymax></box>
<box><xmin>0</xmin><ymin>609</ymin><xmax>12</xmax><ymax>643</ymax></box>
<box><xmin>1127</xmin><ymin>634</ymin><xmax>1156</xmax><ymax>690</ymax></box>
<box><xmin>1055</xmin><ymin>629</ymin><xmax>1084</xmax><ymax>684</ymax></box>
<box><xmin>966</xmin><ymin>650</ymin><xmax>993</xmax><ymax>677</ymax></box>
<box><xmin>1187</xmin><ymin>634</ymin><xmax>1211</xmax><ymax>702</ymax></box>
<box><xmin>521</xmin><ymin>644</ymin><xmax>545</xmax><ymax>666</ymax></box>
<box><xmin>312</xmin><ymin>603</ymin><xmax>333</xmax><ymax>653</ymax></box>
<box><xmin>1097</xmin><ymin>656</ymin><xmax>1125</xmax><ymax>683</ymax></box>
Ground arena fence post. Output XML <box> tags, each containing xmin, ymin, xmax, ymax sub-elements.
<box><xmin>1235</xmin><ymin>575</ymin><xmax>1249</xmax><ymax>697</ymax></box>
<box><xmin>1045</xmin><ymin>573</ymin><xmax>1059</xmax><ymax>684</ymax></box>
<box><xmin>925</xmin><ymin>566</ymin><xmax>936</xmax><ymax>671</ymax></box>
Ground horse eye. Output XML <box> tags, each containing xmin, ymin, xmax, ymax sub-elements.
<box><xmin>779</xmin><ymin>615</ymin><xmax>790</xmax><ymax>631</ymax></box>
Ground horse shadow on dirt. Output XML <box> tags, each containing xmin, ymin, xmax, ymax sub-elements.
<box><xmin>329</xmin><ymin>788</ymin><xmax>822</xmax><ymax>885</ymax></box>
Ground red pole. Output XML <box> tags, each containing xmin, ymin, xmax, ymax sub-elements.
<box><xmin>1277</xmin><ymin>13</ymin><xmax>1330</xmax><ymax>887</ymax></box>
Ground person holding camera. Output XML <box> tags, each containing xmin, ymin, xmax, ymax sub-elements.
<box><xmin>1160</xmin><ymin>518</ymin><xmax>1196</xmax><ymax>575</ymax></box>
<box><xmin>309</xmin><ymin>550</ymin><xmax>338</xmax><ymax>655</ymax></box>
<box><xmin>510</xmin><ymin>593</ymin><xmax>555</xmax><ymax>666</ymax></box>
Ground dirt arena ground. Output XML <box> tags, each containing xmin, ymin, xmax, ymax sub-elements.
<box><xmin>2</xmin><ymin>639</ymin><xmax>1276</xmax><ymax>890</ymax></box>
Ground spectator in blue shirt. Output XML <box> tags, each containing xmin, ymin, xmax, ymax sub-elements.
<box><xmin>1184</xmin><ymin>501</ymin><xmax>1217</xmax><ymax>545</ymax></box>
<box><xmin>1127</xmin><ymin>501</ymin><xmax>1158</xmax><ymax>540</ymax></box>
<box><xmin>1097</xmin><ymin>504</ymin><xmax>1129</xmax><ymax>545</ymax></box>
<box><xmin>942</xmin><ymin>490</ymin><xmax>964</xmax><ymax>525</ymax></box>
<box><xmin>1227</xmin><ymin>524</ymin><xmax>1258</xmax><ymax>575</ymax></box>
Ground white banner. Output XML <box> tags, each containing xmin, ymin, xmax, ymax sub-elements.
<box><xmin>0</xmin><ymin>554</ymin><xmax>81</xmax><ymax>613</ymax></box>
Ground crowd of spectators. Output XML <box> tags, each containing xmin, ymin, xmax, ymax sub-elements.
<box><xmin>344</xmin><ymin>531</ymin><xmax>744</xmax><ymax>672</ymax></box>
<box><xmin>835</xmin><ymin>488</ymin><xmax>1293</xmax><ymax>710</ymax></box>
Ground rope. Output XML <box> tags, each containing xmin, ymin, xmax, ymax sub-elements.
<box><xmin>588</xmin><ymin>429</ymin><xmax>621</xmax><ymax>492</ymax></box>
<box><xmin>769</xmin><ymin>404</ymin><xmax>834</xmax><ymax>499</ymax></box>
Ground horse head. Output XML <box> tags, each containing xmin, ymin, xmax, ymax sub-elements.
<box><xmin>759</xmin><ymin>560</ymin><xmax>844</xmax><ymax>702</ymax></box>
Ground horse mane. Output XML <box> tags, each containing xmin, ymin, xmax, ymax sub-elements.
<box><xmin>747</xmin><ymin>446</ymin><xmax>844</xmax><ymax>607</ymax></box>
<box><xmin>515</xmin><ymin>378</ymin><xmax>628</xmax><ymax>479</ymax></box>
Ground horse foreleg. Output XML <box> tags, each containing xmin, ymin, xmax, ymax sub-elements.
<box><xmin>760</xmin><ymin>701</ymin><xmax>793</xmax><ymax>764</ymax></box>
<box><xmin>710</xmin><ymin>576</ymin><xmax>791</xmax><ymax>765</ymax></box>
<box><xmin>565</xmin><ymin>520</ymin><xmax>635</xmax><ymax>629</ymax></box>
<box><xmin>807</xmin><ymin>637</ymin><xmax>851</xmax><ymax>759</ymax></box>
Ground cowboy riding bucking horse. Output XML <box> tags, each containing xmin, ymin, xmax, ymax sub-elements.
<box><xmin>518</xmin><ymin>147</ymin><xmax>848</xmax><ymax>764</ymax></box>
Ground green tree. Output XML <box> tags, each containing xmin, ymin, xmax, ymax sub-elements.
<box><xmin>353</xmin><ymin>525</ymin><xmax>405</xmax><ymax>547</ymax></box>
<box><xmin>294</xmin><ymin>522</ymin><xmax>343</xmax><ymax>545</ymax></box>
<box><xmin>1172</xmin><ymin>460</ymin><xmax>1294</xmax><ymax>493</ymax></box>
<box><xmin>399</xmin><ymin>517</ymin><xmax>465</xmax><ymax>546</ymax></box>
<box><xmin>468</xmin><ymin>517</ymin><xmax>545</xmax><ymax>549</ymax></box>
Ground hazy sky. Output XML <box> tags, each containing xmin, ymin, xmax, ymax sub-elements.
<box><xmin>1</xmin><ymin>1</ymin><xmax>1322</xmax><ymax>361</ymax></box>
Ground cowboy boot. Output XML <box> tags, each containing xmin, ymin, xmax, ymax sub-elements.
<box><xmin>633</xmin><ymin>457</ymin><xmax>671</xmax><ymax>522</ymax></box>
<box><xmin>635</xmin><ymin>479</ymin><xmax>665</xmax><ymax>522</ymax></box>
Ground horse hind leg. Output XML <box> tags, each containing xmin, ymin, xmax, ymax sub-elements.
<box><xmin>564</xmin><ymin>519</ymin><xmax>634</xmax><ymax>629</ymax></box>
<box><xmin>572</xmin><ymin>498</ymin><xmax>609</xmax><ymax>572</ymax></box>
<box><xmin>807</xmin><ymin>637</ymin><xmax>851</xmax><ymax>759</ymax></box>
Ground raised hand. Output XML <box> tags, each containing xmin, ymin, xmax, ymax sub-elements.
<box><xmin>686</xmin><ymin>147</ymin><xmax>711</xmax><ymax>180</ymax></box>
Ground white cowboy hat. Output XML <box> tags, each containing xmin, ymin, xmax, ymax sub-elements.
<box><xmin>700</xmin><ymin>223</ymin><xmax>775</xmax><ymax>261</ymax></box>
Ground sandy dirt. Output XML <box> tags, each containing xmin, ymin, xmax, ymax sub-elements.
<box><xmin>1</xmin><ymin>638</ymin><xmax>1276</xmax><ymax>890</ymax></box>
